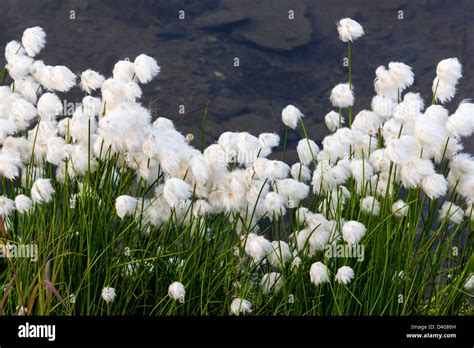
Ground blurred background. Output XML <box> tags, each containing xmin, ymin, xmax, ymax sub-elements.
<box><xmin>1</xmin><ymin>0</ymin><xmax>473</xmax><ymax>160</ymax></box>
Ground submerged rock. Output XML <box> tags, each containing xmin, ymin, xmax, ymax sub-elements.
<box><xmin>194</xmin><ymin>0</ymin><xmax>312</xmax><ymax>51</ymax></box>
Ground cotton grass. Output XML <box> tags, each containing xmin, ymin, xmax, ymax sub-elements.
<box><xmin>0</xmin><ymin>23</ymin><xmax>471</xmax><ymax>316</ymax></box>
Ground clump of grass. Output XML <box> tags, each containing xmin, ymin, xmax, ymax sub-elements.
<box><xmin>0</xmin><ymin>21</ymin><xmax>473</xmax><ymax>316</ymax></box>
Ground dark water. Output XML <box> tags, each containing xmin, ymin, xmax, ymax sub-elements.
<box><xmin>1</xmin><ymin>0</ymin><xmax>473</xmax><ymax>161</ymax></box>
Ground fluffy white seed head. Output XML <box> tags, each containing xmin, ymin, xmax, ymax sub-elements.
<box><xmin>101</xmin><ymin>287</ymin><xmax>116</xmax><ymax>303</ymax></box>
<box><xmin>330</xmin><ymin>83</ymin><xmax>354</xmax><ymax>108</ymax></box>
<box><xmin>258</xmin><ymin>132</ymin><xmax>280</xmax><ymax>150</ymax></box>
<box><xmin>230</xmin><ymin>298</ymin><xmax>252</xmax><ymax>315</ymax></box>
<box><xmin>49</xmin><ymin>65</ymin><xmax>76</xmax><ymax>92</ymax></box>
<box><xmin>134</xmin><ymin>54</ymin><xmax>160</xmax><ymax>84</ymax></box>
<box><xmin>163</xmin><ymin>178</ymin><xmax>192</xmax><ymax>208</ymax></box>
<box><xmin>37</xmin><ymin>93</ymin><xmax>62</xmax><ymax>121</ymax></box>
<box><xmin>260</xmin><ymin>272</ymin><xmax>283</xmax><ymax>294</ymax></box>
<box><xmin>115</xmin><ymin>195</ymin><xmax>138</xmax><ymax>219</ymax></box>
<box><xmin>282</xmin><ymin>104</ymin><xmax>304</xmax><ymax>129</ymax></box>
<box><xmin>267</xmin><ymin>240</ymin><xmax>292</xmax><ymax>268</ymax></box>
<box><xmin>325</xmin><ymin>110</ymin><xmax>344</xmax><ymax>132</ymax></box>
<box><xmin>22</xmin><ymin>26</ymin><xmax>46</xmax><ymax>57</ymax></box>
<box><xmin>291</xmin><ymin>163</ymin><xmax>312</xmax><ymax>183</ymax></box>
<box><xmin>309</xmin><ymin>262</ymin><xmax>329</xmax><ymax>286</ymax></box>
<box><xmin>360</xmin><ymin>196</ymin><xmax>380</xmax><ymax>216</ymax></box>
<box><xmin>80</xmin><ymin>69</ymin><xmax>105</xmax><ymax>94</ymax></box>
<box><xmin>388</xmin><ymin>62</ymin><xmax>414</xmax><ymax>90</ymax></box>
<box><xmin>31</xmin><ymin>178</ymin><xmax>55</xmax><ymax>204</ymax></box>
<box><xmin>385</xmin><ymin>135</ymin><xmax>418</xmax><ymax>165</ymax></box>
<box><xmin>243</xmin><ymin>233</ymin><xmax>272</xmax><ymax>263</ymax></box>
<box><xmin>297</xmin><ymin>139</ymin><xmax>319</xmax><ymax>166</ymax></box>
<box><xmin>264</xmin><ymin>192</ymin><xmax>286</xmax><ymax>216</ymax></box>
<box><xmin>5</xmin><ymin>55</ymin><xmax>33</xmax><ymax>80</ymax></box>
<box><xmin>168</xmin><ymin>281</ymin><xmax>186</xmax><ymax>301</ymax></box>
<box><xmin>113</xmin><ymin>60</ymin><xmax>136</xmax><ymax>82</ymax></box>
<box><xmin>447</xmin><ymin>101</ymin><xmax>474</xmax><ymax>138</ymax></box>
<box><xmin>436</xmin><ymin>58</ymin><xmax>462</xmax><ymax>85</ymax></box>
<box><xmin>439</xmin><ymin>202</ymin><xmax>464</xmax><ymax>224</ymax></box>
<box><xmin>337</xmin><ymin>18</ymin><xmax>364</xmax><ymax>42</ymax></box>
<box><xmin>371</xmin><ymin>95</ymin><xmax>395</xmax><ymax>121</ymax></box>
<box><xmin>392</xmin><ymin>200</ymin><xmax>408</xmax><ymax>218</ymax></box>
<box><xmin>342</xmin><ymin>220</ymin><xmax>366</xmax><ymax>245</ymax></box>
<box><xmin>14</xmin><ymin>194</ymin><xmax>33</xmax><ymax>214</ymax></box>
<box><xmin>0</xmin><ymin>196</ymin><xmax>15</xmax><ymax>218</ymax></box>
<box><xmin>5</xmin><ymin>40</ymin><xmax>25</xmax><ymax>62</ymax></box>
<box><xmin>420</xmin><ymin>173</ymin><xmax>448</xmax><ymax>199</ymax></box>
<box><xmin>351</xmin><ymin>110</ymin><xmax>382</xmax><ymax>136</ymax></box>
<box><xmin>374</xmin><ymin>65</ymin><xmax>398</xmax><ymax>101</ymax></box>
<box><xmin>399</xmin><ymin>158</ymin><xmax>435</xmax><ymax>189</ymax></box>
<box><xmin>464</xmin><ymin>274</ymin><xmax>474</xmax><ymax>291</ymax></box>
<box><xmin>432</xmin><ymin>77</ymin><xmax>456</xmax><ymax>104</ymax></box>
<box><xmin>335</xmin><ymin>266</ymin><xmax>355</xmax><ymax>285</ymax></box>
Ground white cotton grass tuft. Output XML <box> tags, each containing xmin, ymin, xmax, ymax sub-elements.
<box><xmin>296</xmin><ymin>139</ymin><xmax>319</xmax><ymax>166</ymax></box>
<box><xmin>37</xmin><ymin>93</ymin><xmax>62</xmax><ymax>121</ymax></box>
<box><xmin>101</xmin><ymin>287</ymin><xmax>116</xmax><ymax>303</ymax></box>
<box><xmin>243</xmin><ymin>233</ymin><xmax>272</xmax><ymax>263</ymax></box>
<box><xmin>432</xmin><ymin>58</ymin><xmax>462</xmax><ymax>104</ymax></box>
<box><xmin>275</xmin><ymin>179</ymin><xmax>309</xmax><ymax>206</ymax></box>
<box><xmin>351</xmin><ymin>110</ymin><xmax>382</xmax><ymax>136</ymax></box>
<box><xmin>5</xmin><ymin>55</ymin><xmax>33</xmax><ymax>80</ymax></box>
<box><xmin>291</xmin><ymin>163</ymin><xmax>312</xmax><ymax>183</ymax></box>
<box><xmin>342</xmin><ymin>220</ymin><xmax>366</xmax><ymax>245</ymax></box>
<box><xmin>230</xmin><ymin>298</ymin><xmax>252</xmax><ymax>315</ymax></box>
<box><xmin>374</xmin><ymin>65</ymin><xmax>398</xmax><ymax>101</ymax></box>
<box><xmin>163</xmin><ymin>178</ymin><xmax>192</xmax><ymax>208</ymax></box>
<box><xmin>291</xmin><ymin>256</ymin><xmax>302</xmax><ymax>270</ymax></box>
<box><xmin>330</xmin><ymin>83</ymin><xmax>354</xmax><ymax>108</ymax></box>
<box><xmin>371</xmin><ymin>95</ymin><xmax>395</xmax><ymax>120</ymax></box>
<box><xmin>399</xmin><ymin>158</ymin><xmax>435</xmax><ymax>189</ymax></box>
<box><xmin>0</xmin><ymin>152</ymin><xmax>23</xmax><ymax>180</ymax></box>
<box><xmin>168</xmin><ymin>281</ymin><xmax>186</xmax><ymax>301</ymax></box>
<box><xmin>392</xmin><ymin>200</ymin><xmax>408</xmax><ymax>218</ymax></box>
<box><xmin>0</xmin><ymin>196</ymin><xmax>15</xmax><ymax>218</ymax></box>
<box><xmin>80</xmin><ymin>69</ymin><xmax>105</xmax><ymax>94</ymax></box>
<box><xmin>385</xmin><ymin>135</ymin><xmax>418</xmax><ymax>165</ymax></box>
<box><xmin>22</xmin><ymin>26</ymin><xmax>46</xmax><ymax>57</ymax></box>
<box><xmin>260</xmin><ymin>272</ymin><xmax>283</xmax><ymax>294</ymax></box>
<box><xmin>264</xmin><ymin>192</ymin><xmax>286</xmax><ymax>216</ymax></box>
<box><xmin>360</xmin><ymin>196</ymin><xmax>380</xmax><ymax>216</ymax></box>
<box><xmin>337</xmin><ymin>18</ymin><xmax>364</xmax><ymax>42</ymax></box>
<box><xmin>420</xmin><ymin>173</ymin><xmax>448</xmax><ymax>199</ymax></box>
<box><xmin>309</xmin><ymin>262</ymin><xmax>329</xmax><ymax>286</ymax></box>
<box><xmin>5</xmin><ymin>40</ymin><xmax>25</xmax><ymax>62</ymax></box>
<box><xmin>281</xmin><ymin>104</ymin><xmax>304</xmax><ymax>129</ymax></box>
<box><xmin>267</xmin><ymin>240</ymin><xmax>292</xmax><ymax>268</ymax></box>
<box><xmin>388</xmin><ymin>62</ymin><xmax>414</xmax><ymax>91</ymax></box>
<box><xmin>446</xmin><ymin>101</ymin><xmax>474</xmax><ymax>138</ymax></box>
<box><xmin>134</xmin><ymin>54</ymin><xmax>161</xmax><ymax>84</ymax></box>
<box><xmin>11</xmin><ymin>98</ymin><xmax>37</xmax><ymax>131</ymax></box>
<box><xmin>113</xmin><ymin>60</ymin><xmax>136</xmax><ymax>82</ymax></box>
<box><xmin>50</xmin><ymin>65</ymin><xmax>76</xmax><ymax>92</ymax></box>
<box><xmin>335</xmin><ymin>266</ymin><xmax>355</xmax><ymax>285</ymax></box>
<box><xmin>258</xmin><ymin>132</ymin><xmax>280</xmax><ymax>150</ymax></box>
<box><xmin>464</xmin><ymin>274</ymin><xmax>474</xmax><ymax>291</ymax></box>
<box><xmin>31</xmin><ymin>178</ymin><xmax>55</xmax><ymax>204</ymax></box>
<box><xmin>436</xmin><ymin>58</ymin><xmax>462</xmax><ymax>86</ymax></box>
<box><xmin>432</xmin><ymin>78</ymin><xmax>456</xmax><ymax>104</ymax></box>
<box><xmin>115</xmin><ymin>195</ymin><xmax>138</xmax><ymax>219</ymax></box>
<box><xmin>14</xmin><ymin>195</ymin><xmax>33</xmax><ymax>214</ymax></box>
<box><xmin>438</xmin><ymin>202</ymin><xmax>464</xmax><ymax>224</ymax></box>
<box><xmin>325</xmin><ymin>110</ymin><xmax>344</xmax><ymax>132</ymax></box>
